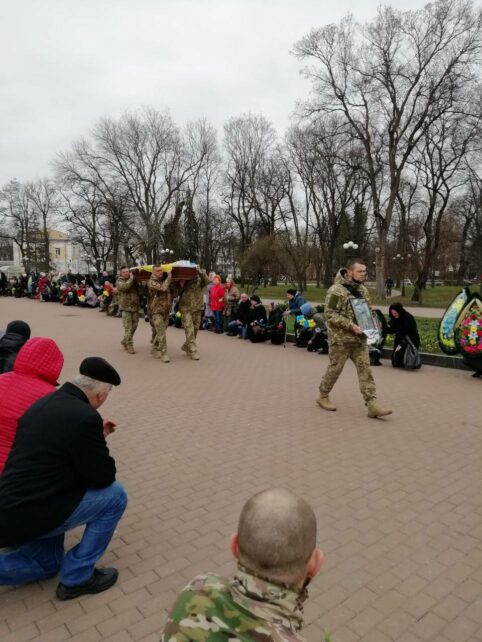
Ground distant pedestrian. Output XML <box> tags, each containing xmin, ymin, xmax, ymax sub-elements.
<box><xmin>385</xmin><ymin>277</ymin><xmax>394</xmax><ymax>297</ymax></box>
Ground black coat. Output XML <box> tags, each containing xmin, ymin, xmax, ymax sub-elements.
<box><xmin>387</xmin><ymin>312</ymin><xmax>420</xmax><ymax>349</ymax></box>
<box><xmin>0</xmin><ymin>382</ymin><xmax>116</xmax><ymax>546</ymax></box>
<box><xmin>249</xmin><ymin>304</ymin><xmax>267</xmax><ymax>325</ymax></box>
<box><xmin>235</xmin><ymin>300</ymin><xmax>252</xmax><ymax>325</ymax></box>
<box><xmin>0</xmin><ymin>331</ymin><xmax>29</xmax><ymax>374</ymax></box>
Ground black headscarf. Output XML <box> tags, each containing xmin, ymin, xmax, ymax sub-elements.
<box><xmin>5</xmin><ymin>320</ymin><xmax>31</xmax><ymax>339</ymax></box>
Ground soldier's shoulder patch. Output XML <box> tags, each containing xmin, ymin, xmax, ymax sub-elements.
<box><xmin>326</xmin><ymin>294</ymin><xmax>341</xmax><ymax>310</ymax></box>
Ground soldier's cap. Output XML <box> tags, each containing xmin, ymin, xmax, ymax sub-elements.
<box><xmin>79</xmin><ymin>357</ymin><xmax>121</xmax><ymax>386</ymax></box>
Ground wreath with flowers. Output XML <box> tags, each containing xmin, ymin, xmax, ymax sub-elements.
<box><xmin>438</xmin><ymin>289</ymin><xmax>469</xmax><ymax>355</ymax></box>
<box><xmin>455</xmin><ymin>297</ymin><xmax>482</xmax><ymax>357</ymax></box>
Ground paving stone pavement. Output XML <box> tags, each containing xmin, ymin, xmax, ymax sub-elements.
<box><xmin>1</xmin><ymin>298</ymin><xmax>481</xmax><ymax>642</ymax></box>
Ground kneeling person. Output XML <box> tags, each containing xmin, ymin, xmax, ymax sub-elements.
<box><xmin>161</xmin><ymin>488</ymin><xmax>323</xmax><ymax>641</ymax></box>
<box><xmin>0</xmin><ymin>357</ymin><xmax>127</xmax><ymax>600</ymax></box>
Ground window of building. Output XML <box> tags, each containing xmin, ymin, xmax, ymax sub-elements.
<box><xmin>55</xmin><ymin>248</ymin><xmax>61</xmax><ymax>256</ymax></box>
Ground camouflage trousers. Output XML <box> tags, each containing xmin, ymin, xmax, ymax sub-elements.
<box><xmin>319</xmin><ymin>341</ymin><xmax>376</xmax><ymax>403</ymax></box>
<box><xmin>121</xmin><ymin>311</ymin><xmax>139</xmax><ymax>347</ymax></box>
<box><xmin>151</xmin><ymin>313</ymin><xmax>169</xmax><ymax>354</ymax></box>
<box><xmin>181</xmin><ymin>311</ymin><xmax>202</xmax><ymax>354</ymax></box>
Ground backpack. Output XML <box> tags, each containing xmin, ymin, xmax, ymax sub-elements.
<box><xmin>403</xmin><ymin>336</ymin><xmax>422</xmax><ymax>370</ymax></box>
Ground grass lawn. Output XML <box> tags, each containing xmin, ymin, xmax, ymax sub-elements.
<box><xmin>248</xmin><ymin>283</ymin><xmax>476</xmax><ymax>309</ymax></box>
<box><xmin>384</xmin><ymin>317</ymin><xmax>442</xmax><ymax>354</ymax></box>
<box><xmin>383</xmin><ymin>285</ymin><xmax>477</xmax><ymax>309</ymax></box>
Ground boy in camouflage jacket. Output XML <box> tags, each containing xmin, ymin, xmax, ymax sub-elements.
<box><xmin>160</xmin><ymin>488</ymin><xmax>323</xmax><ymax>642</ymax></box>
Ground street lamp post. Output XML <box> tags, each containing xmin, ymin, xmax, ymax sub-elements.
<box><xmin>160</xmin><ymin>248</ymin><xmax>174</xmax><ymax>263</ymax></box>
<box><xmin>393</xmin><ymin>253</ymin><xmax>412</xmax><ymax>297</ymax></box>
<box><xmin>342</xmin><ymin>241</ymin><xmax>359</xmax><ymax>253</ymax></box>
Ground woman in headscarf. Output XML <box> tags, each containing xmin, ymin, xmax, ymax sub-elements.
<box><xmin>387</xmin><ymin>303</ymin><xmax>420</xmax><ymax>368</ymax></box>
<box><xmin>0</xmin><ymin>320</ymin><xmax>31</xmax><ymax>374</ymax></box>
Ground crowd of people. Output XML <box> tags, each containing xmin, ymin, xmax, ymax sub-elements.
<box><xmin>0</xmin><ymin>265</ymin><xmax>426</xmax><ymax>368</ymax></box>
<box><xmin>0</xmin><ymin>269</ymin><xmax>116</xmax><ymax>308</ymax></box>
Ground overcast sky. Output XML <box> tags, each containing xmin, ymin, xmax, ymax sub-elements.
<box><xmin>1</xmin><ymin>0</ymin><xmax>430</xmax><ymax>186</ymax></box>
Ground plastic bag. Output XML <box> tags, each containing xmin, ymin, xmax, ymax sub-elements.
<box><xmin>403</xmin><ymin>336</ymin><xmax>422</xmax><ymax>370</ymax></box>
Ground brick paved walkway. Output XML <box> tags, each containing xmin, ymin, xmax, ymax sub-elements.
<box><xmin>1</xmin><ymin>298</ymin><xmax>481</xmax><ymax>642</ymax></box>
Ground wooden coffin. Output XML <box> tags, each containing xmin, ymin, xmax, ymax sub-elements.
<box><xmin>171</xmin><ymin>266</ymin><xmax>198</xmax><ymax>281</ymax></box>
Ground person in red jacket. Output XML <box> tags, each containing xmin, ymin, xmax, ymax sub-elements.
<box><xmin>209</xmin><ymin>275</ymin><xmax>225</xmax><ymax>334</ymax></box>
<box><xmin>0</xmin><ymin>337</ymin><xmax>64</xmax><ymax>474</ymax></box>
<box><xmin>37</xmin><ymin>273</ymin><xmax>50</xmax><ymax>301</ymax></box>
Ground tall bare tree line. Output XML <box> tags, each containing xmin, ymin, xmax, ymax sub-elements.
<box><xmin>1</xmin><ymin>0</ymin><xmax>481</xmax><ymax>301</ymax></box>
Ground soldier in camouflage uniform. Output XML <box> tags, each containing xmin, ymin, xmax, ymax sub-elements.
<box><xmin>160</xmin><ymin>488</ymin><xmax>323</xmax><ymax>642</ymax></box>
<box><xmin>147</xmin><ymin>266</ymin><xmax>172</xmax><ymax>363</ymax></box>
<box><xmin>317</xmin><ymin>260</ymin><xmax>392</xmax><ymax>418</ymax></box>
<box><xmin>115</xmin><ymin>266</ymin><xmax>140</xmax><ymax>354</ymax></box>
<box><xmin>172</xmin><ymin>269</ymin><xmax>210</xmax><ymax>360</ymax></box>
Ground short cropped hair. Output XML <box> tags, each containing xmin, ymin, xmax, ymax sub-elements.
<box><xmin>346</xmin><ymin>259</ymin><xmax>366</xmax><ymax>269</ymax></box>
<box><xmin>119</xmin><ymin>265</ymin><xmax>128</xmax><ymax>271</ymax></box>
<box><xmin>237</xmin><ymin>488</ymin><xmax>317</xmax><ymax>584</ymax></box>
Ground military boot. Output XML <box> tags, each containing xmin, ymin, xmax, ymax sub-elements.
<box><xmin>126</xmin><ymin>345</ymin><xmax>136</xmax><ymax>354</ymax></box>
<box><xmin>160</xmin><ymin>353</ymin><xmax>170</xmax><ymax>363</ymax></box>
<box><xmin>190</xmin><ymin>352</ymin><xmax>200</xmax><ymax>361</ymax></box>
<box><xmin>120</xmin><ymin>339</ymin><xmax>127</xmax><ymax>350</ymax></box>
<box><xmin>316</xmin><ymin>395</ymin><xmax>336</xmax><ymax>411</ymax></box>
<box><xmin>181</xmin><ymin>344</ymin><xmax>189</xmax><ymax>355</ymax></box>
<box><xmin>367</xmin><ymin>401</ymin><xmax>392</xmax><ymax>418</ymax></box>
<box><xmin>150</xmin><ymin>347</ymin><xmax>161</xmax><ymax>358</ymax></box>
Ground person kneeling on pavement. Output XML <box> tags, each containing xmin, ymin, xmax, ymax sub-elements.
<box><xmin>228</xmin><ymin>292</ymin><xmax>251</xmax><ymax>339</ymax></box>
<box><xmin>0</xmin><ymin>357</ymin><xmax>127</xmax><ymax>600</ymax></box>
<box><xmin>247</xmin><ymin>295</ymin><xmax>268</xmax><ymax>343</ymax></box>
<box><xmin>161</xmin><ymin>488</ymin><xmax>323</xmax><ymax>642</ymax></box>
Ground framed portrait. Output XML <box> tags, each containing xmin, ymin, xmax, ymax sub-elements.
<box><xmin>351</xmin><ymin>298</ymin><xmax>379</xmax><ymax>342</ymax></box>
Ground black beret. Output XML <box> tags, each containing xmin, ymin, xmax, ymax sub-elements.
<box><xmin>79</xmin><ymin>357</ymin><xmax>121</xmax><ymax>386</ymax></box>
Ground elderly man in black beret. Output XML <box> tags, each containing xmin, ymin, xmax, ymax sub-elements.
<box><xmin>0</xmin><ymin>357</ymin><xmax>127</xmax><ymax>600</ymax></box>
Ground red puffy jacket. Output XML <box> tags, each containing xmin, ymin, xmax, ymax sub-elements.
<box><xmin>210</xmin><ymin>283</ymin><xmax>225</xmax><ymax>311</ymax></box>
<box><xmin>0</xmin><ymin>337</ymin><xmax>64</xmax><ymax>473</ymax></box>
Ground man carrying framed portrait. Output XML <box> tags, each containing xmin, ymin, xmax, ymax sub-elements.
<box><xmin>317</xmin><ymin>260</ymin><xmax>392</xmax><ymax>418</ymax></box>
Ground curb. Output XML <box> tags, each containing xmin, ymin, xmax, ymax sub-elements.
<box><xmin>285</xmin><ymin>334</ymin><xmax>471</xmax><ymax>371</ymax></box>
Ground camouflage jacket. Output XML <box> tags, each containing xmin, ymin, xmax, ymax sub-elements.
<box><xmin>173</xmin><ymin>271</ymin><xmax>210</xmax><ymax>313</ymax></box>
<box><xmin>325</xmin><ymin>269</ymin><xmax>370</xmax><ymax>345</ymax></box>
<box><xmin>160</xmin><ymin>565</ymin><xmax>308</xmax><ymax>642</ymax></box>
<box><xmin>148</xmin><ymin>273</ymin><xmax>172</xmax><ymax>316</ymax></box>
<box><xmin>115</xmin><ymin>275</ymin><xmax>140</xmax><ymax>312</ymax></box>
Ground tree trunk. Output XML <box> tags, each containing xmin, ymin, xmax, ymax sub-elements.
<box><xmin>376</xmin><ymin>228</ymin><xmax>387</xmax><ymax>300</ymax></box>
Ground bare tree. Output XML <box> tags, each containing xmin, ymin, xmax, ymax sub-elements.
<box><xmin>409</xmin><ymin>105</ymin><xmax>481</xmax><ymax>301</ymax></box>
<box><xmin>0</xmin><ymin>179</ymin><xmax>39</xmax><ymax>271</ymax></box>
<box><xmin>286</xmin><ymin>119</ymin><xmax>369</xmax><ymax>286</ymax></box>
<box><xmin>294</xmin><ymin>0</ymin><xmax>482</xmax><ymax>297</ymax></box>
<box><xmin>24</xmin><ymin>179</ymin><xmax>60</xmax><ymax>270</ymax></box>
<box><xmin>223</xmin><ymin>114</ymin><xmax>279</xmax><ymax>253</ymax></box>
